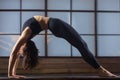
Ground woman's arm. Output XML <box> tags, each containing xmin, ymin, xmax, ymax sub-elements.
<box><xmin>9</xmin><ymin>54</ymin><xmax>26</xmax><ymax>79</ymax></box>
<box><xmin>8</xmin><ymin>27</ymin><xmax>32</xmax><ymax>78</ymax></box>
<box><xmin>12</xmin><ymin>54</ymin><xmax>20</xmax><ymax>75</ymax></box>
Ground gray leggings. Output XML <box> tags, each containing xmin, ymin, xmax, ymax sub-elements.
<box><xmin>48</xmin><ymin>18</ymin><xmax>100</xmax><ymax>69</ymax></box>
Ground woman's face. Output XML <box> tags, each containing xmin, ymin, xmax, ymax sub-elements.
<box><xmin>18</xmin><ymin>43</ymin><xmax>27</xmax><ymax>55</ymax></box>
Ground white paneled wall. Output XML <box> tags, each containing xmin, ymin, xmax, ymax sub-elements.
<box><xmin>0</xmin><ymin>0</ymin><xmax>120</xmax><ymax>57</ymax></box>
<box><xmin>97</xmin><ymin>13</ymin><xmax>120</xmax><ymax>34</ymax></box>
<box><xmin>0</xmin><ymin>0</ymin><xmax>20</xmax><ymax>9</ymax></box>
<box><xmin>48</xmin><ymin>0</ymin><xmax>70</xmax><ymax>10</ymax></box>
<box><xmin>22</xmin><ymin>0</ymin><xmax>45</xmax><ymax>9</ymax></box>
<box><xmin>72</xmin><ymin>12</ymin><xmax>95</xmax><ymax>34</ymax></box>
<box><xmin>0</xmin><ymin>12</ymin><xmax>20</xmax><ymax>34</ymax></box>
<box><xmin>97</xmin><ymin>0</ymin><xmax>120</xmax><ymax>11</ymax></box>
<box><xmin>72</xmin><ymin>0</ymin><xmax>94</xmax><ymax>10</ymax></box>
<box><xmin>98</xmin><ymin>36</ymin><xmax>120</xmax><ymax>56</ymax></box>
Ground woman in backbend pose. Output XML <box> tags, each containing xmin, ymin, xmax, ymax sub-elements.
<box><xmin>8</xmin><ymin>15</ymin><xmax>117</xmax><ymax>78</ymax></box>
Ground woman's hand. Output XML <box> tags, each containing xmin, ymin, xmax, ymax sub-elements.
<box><xmin>8</xmin><ymin>75</ymin><xmax>26</xmax><ymax>79</ymax></box>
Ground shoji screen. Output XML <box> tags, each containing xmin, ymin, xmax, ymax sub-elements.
<box><xmin>97</xmin><ymin>0</ymin><xmax>120</xmax><ymax>57</ymax></box>
<box><xmin>0</xmin><ymin>0</ymin><xmax>120</xmax><ymax>57</ymax></box>
<box><xmin>0</xmin><ymin>0</ymin><xmax>45</xmax><ymax>57</ymax></box>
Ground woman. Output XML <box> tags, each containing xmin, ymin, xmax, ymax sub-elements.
<box><xmin>8</xmin><ymin>15</ymin><xmax>117</xmax><ymax>78</ymax></box>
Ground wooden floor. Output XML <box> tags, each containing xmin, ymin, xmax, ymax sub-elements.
<box><xmin>1</xmin><ymin>58</ymin><xmax>120</xmax><ymax>80</ymax></box>
<box><xmin>0</xmin><ymin>74</ymin><xmax>120</xmax><ymax>80</ymax></box>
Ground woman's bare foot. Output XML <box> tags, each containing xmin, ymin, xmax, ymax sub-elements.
<box><xmin>97</xmin><ymin>66</ymin><xmax>118</xmax><ymax>77</ymax></box>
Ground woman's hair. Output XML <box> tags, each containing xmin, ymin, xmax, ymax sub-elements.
<box><xmin>22</xmin><ymin>40</ymin><xmax>39</xmax><ymax>70</ymax></box>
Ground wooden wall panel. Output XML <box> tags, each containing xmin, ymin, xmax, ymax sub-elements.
<box><xmin>0</xmin><ymin>57</ymin><xmax>120</xmax><ymax>75</ymax></box>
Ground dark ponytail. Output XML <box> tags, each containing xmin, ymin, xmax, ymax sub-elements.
<box><xmin>22</xmin><ymin>40</ymin><xmax>39</xmax><ymax>70</ymax></box>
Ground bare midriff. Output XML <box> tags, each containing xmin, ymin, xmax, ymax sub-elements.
<box><xmin>33</xmin><ymin>15</ymin><xmax>50</xmax><ymax>30</ymax></box>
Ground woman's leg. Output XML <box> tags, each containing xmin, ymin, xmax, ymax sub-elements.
<box><xmin>49</xmin><ymin>18</ymin><xmax>100</xmax><ymax>69</ymax></box>
<box><xmin>48</xmin><ymin>18</ymin><xmax>118</xmax><ymax>77</ymax></box>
